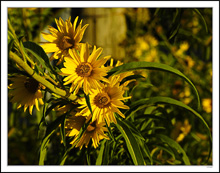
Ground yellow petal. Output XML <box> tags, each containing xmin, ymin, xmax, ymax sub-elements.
<box><xmin>55</xmin><ymin>18</ymin><xmax>63</xmax><ymax>33</ymax></box>
<box><xmin>74</xmin><ymin>24</ymin><xmax>89</xmax><ymax>43</ymax></box>
<box><xmin>41</xmin><ymin>32</ymin><xmax>57</xmax><ymax>42</ymax></box>
<box><xmin>73</xmin><ymin>16</ymin><xmax>79</xmax><ymax>33</ymax></box>
<box><xmin>48</xmin><ymin>26</ymin><xmax>59</xmax><ymax>36</ymax></box>
<box><xmin>35</xmin><ymin>98</ymin><xmax>39</xmax><ymax>111</ymax></box>
<box><xmin>88</xmin><ymin>47</ymin><xmax>103</xmax><ymax>63</ymax></box>
<box><xmin>69</xmin><ymin>49</ymin><xmax>81</xmax><ymax>65</ymax></box>
<box><xmin>41</xmin><ymin>43</ymin><xmax>59</xmax><ymax>53</ymax></box>
<box><xmin>80</xmin><ymin>43</ymin><xmax>86</xmax><ymax>62</ymax></box>
<box><xmin>92</xmin><ymin>56</ymin><xmax>110</xmax><ymax>68</ymax></box>
<box><xmin>29</xmin><ymin>105</ymin><xmax>34</xmax><ymax>115</ymax></box>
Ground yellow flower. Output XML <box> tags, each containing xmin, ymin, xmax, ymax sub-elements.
<box><xmin>61</xmin><ymin>43</ymin><xmax>110</xmax><ymax>95</ymax></box>
<box><xmin>77</xmin><ymin>76</ymin><xmax>130</xmax><ymax>126</ymax></box>
<box><xmin>8</xmin><ymin>75</ymin><xmax>44</xmax><ymax>114</ymax></box>
<box><xmin>145</xmin><ymin>34</ymin><xmax>158</xmax><ymax>47</ymax></box>
<box><xmin>176</xmin><ymin>119</ymin><xmax>192</xmax><ymax>142</ymax></box>
<box><xmin>202</xmin><ymin>98</ymin><xmax>212</xmax><ymax>113</ymax></box>
<box><xmin>176</xmin><ymin>42</ymin><xmax>189</xmax><ymax>56</ymax></box>
<box><xmin>109</xmin><ymin>59</ymin><xmax>135</xmax><ymax>90</ymax></box>
<box><xmin>145</xmin><ymin>48</ymin><xmax>158</xmax><ymax>62</ymax></box>
<box><xmin>66</xmin><ymin>115</ymin><xmax>109</xmax><ymax>149</ymax></box>
<box><xmin>41</xmin><ymin>16</ymin><xmax>89</xmax><ymax>65</ymax></box>
<box><xmin>184</xmin><ymin>56</ymin><xmax>195</xmax><ymax>68</ymax></box>
<box><xmin>180</xmin><ymin>42</ymin><xmax>189</xmax><ymax>52</ymax></box>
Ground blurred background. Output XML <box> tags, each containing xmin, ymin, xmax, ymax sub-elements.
<box><xmin>8</xmin><ymin>8</ymin><xmax>212</xmax><ymax>165</ymax></box>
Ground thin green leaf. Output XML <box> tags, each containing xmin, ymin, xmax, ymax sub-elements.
<box><xmin>39</xmin><ymin>129</ymin><xmax>55</xmax><ymax>165</ymax></box>
<box><xmin>120</xmin><ymin>74</ymin><xmax>144</xmax><ymax>85</ymax></box>
<box><xmin>39</xmin><ymin>90</ymin><xmax>49</xmax><ymax>126</ymax></box>
<box><xmin>45</xmin><ymin>113</ymin><xmax>66</xmax><ymax>137</ymax></box>
<box><xmin>139</xmin><ymin>140</ymin><xmax>153</xmax><ymax>165</ymax></box>
<box><xmin>8</xmin><ymin>38</ymin><xmax>14</xmax><ymax>56</ymax></box>
<box><xmin>96</xmin><ymin>139</ymin><xmax>106</xmax><ymax>165</ymax></box>
<box><xmin>130</xmin><ymin>97</ymin><xmax>211</xmax><ymax>140</ymax></box>
<box><xmin>168</xmin><ymin>9</ymin><xmax>182</xmax><ymax>40</ymax></box>
<box><xmin>86</xmin><ymin>141</ymin><xmax>92</xmax><ymax>165</ymax></box>
<box><xmin>60</xmin><ymin>155</ymin><xmax>68</xmax><ymax>165</ymax></box>
<box><xmin>102</xmin><ymin>140</ymin><xmax>110</xmax><ymax>165</ymax></box>
<box><xmin>104</xmin><ymin>119</ymin><xmax>115</xmax><ymax>142</ymax></box>
<box><xmin>116</xmin><ymin>118</ymin><xmax>146</xmax><ymax>165</ymax></box>
<box><xmin>108</xmin><ymin>61</ymin><xmax>200</xmax><ymax>109</ymax></box>
<box><xmin>60</xmin><ymin>115</ymin><xmax>67</xmax><ymax>147</ymax></box>
<box><xmin>155</xmin><ymin>144</ymin><xmax>176</xmax><ymax>160</ymax></box>
<box><xmin>125</xmin><ymin>104</ymin><xmax>148</xmax><ymax>120</ymax></box>
<box><xmin>156</xmin><ymin>134</ymin><xmax>190</xmax><ymax>165</ymax></box>
<box><xmin>193</xmin><ymin>8</ymin><xmax>208</xmax><ymax>33</ymax></box>
<box><xmin>123</xmin><ymin>120</ymin><xmax>145</xmax><ymax>141</ymax></box>
<box><xmin>154</xmin><ymin>8</ymin><xmax>161</xmax><ymax>16</ymax></box>
<box><xmin>129</xmin><ymin>96</ymin><xmax>212</xmax><ymax>164</ymax></box>
<box><xmin>23</xmin><ymin>41</ymin><xmax>55</xmax><ymax>79</ymax></box>
<box><xmin>23</xmin><ymin>41</ymin><xmax>50</xmax><ymax>64</ymax></box>
<box><xmin>84</xmin><ymin>93</ymin><xmax>93</xmax><ymax>115</ymax></box>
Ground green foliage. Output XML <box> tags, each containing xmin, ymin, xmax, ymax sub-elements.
<box><xmin>7</xmin><ymin>8</ymin><xmax>212</xmax><ymax>166</ymax></box>
<box><xmin>116</xmin><ymin>118</ymin><xmax>146</xmax><ymax>165</ymax></box>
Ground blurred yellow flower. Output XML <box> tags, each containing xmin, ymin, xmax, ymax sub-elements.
<box><xmin>41</xmin><ymin>16</ymin><xmax>89</xmax><ymax>65</ymax></box>
<box><xmin>77</xmin><ymin>76</ymin><xmax>130</xmax><ymax>126</ymax></box>
<box><xmin>145</xmin><ymin>35</ymin><xmax>158</xmax><ymax>47</ymax></box>
<box><xmin>184</xmin><ymin>56</ymin><xmax>195</xmax><ymax>68</ymax></box>
<box><xmin>171</xmin><ymin>119</ymin><xmax>192</xmax><ymax>143</ymax></box>
<box><xmin>176</xmin><ymin>119</ymin><xmax>192</xmax><ymax>142</ymax></box>
<box><xmin>176</xmin><ymin>42</ymin><xmax>189</xmax><ymax>56</ymax></box>
<box><xmin>8</xmin><ymin>75</ymin><xmax>44</xmax><ymax>114</ymax></box>
<box><xmin>179</xmin><ymin>87</ymin><xmax>192</xmax><ymax>105</ymax></box>
<box><xmin>202</xmin><ymin>98</ymin><xmax>212</xmax><ymax>113</ymax></box>
<box><xmin>180</xmin><ymin>42</ymin><xmax>189</xmax><ymax>52</ymax></box>
<box><xmin>145</xmin><ymin>48</ymin><xmax>158</xmax><ymax>62</ymax></box>
<box><xmin>66</xmin><ymin>115</ymin><xmax>109</xmax><ymax>149</ymax></box>
<box><xmin>134</xmin><ymin>34</ymin><xmax>158</xmax><ymax>59</ymax></box>
<box><xmin>60</xmin><ymin>43</ymin><xmax>110</xmax><ymax>95</ymax></box>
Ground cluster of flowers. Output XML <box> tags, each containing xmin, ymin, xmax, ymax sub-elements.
<box><xmin>9</xmin><ymin>16</ymin><xmax>135</xmax><ymax>149</ymax></box>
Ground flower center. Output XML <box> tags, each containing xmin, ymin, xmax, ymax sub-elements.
<box><xmin>59</xmin><ymin>36</ymin><xmax>74</xmax><ymax>50</ymax></box>
<box><xmin>94</xmin><ymin>93</ymin><xmax>111</xmax><ymax>108</ymax></box>
<box><xmin>24</xmin><ymin>78</ymin><xmax>40</xmax><ymax>93</ymax></box>
<box><xmin>75</xmin><ymin>62</ymin><xmax>93</xmax><ymax>77</ymax></box>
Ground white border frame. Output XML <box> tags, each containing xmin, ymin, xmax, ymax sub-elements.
<box><xmin>1</xmin><ymin>1</ymin><xmax>219</xmax><ymax>172</ymax></box>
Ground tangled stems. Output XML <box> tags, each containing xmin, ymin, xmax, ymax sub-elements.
<box><xmin>9</xmin><ymin>51</ymin><xmax>77</xmax><ymax>101</ymax></box>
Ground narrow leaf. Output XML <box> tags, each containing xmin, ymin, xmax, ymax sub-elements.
<box><xmin>96</xmin><ymin>139</ymin><xmax>106</xmax><ymax>165</ymax></box>
<box><xmin>108</xmin><ymin>61</ymin><xmax>200</xmax><ymax>109</ymax></box>
<box><xmin>60</xmin><ymin>115</ymin><xmax>67</xmax><ymax>147</ymax></box>
<box><xmin>116</xmin><ymin>118</ymin><xmax>146</xmax><ymax>165</ymax></box>
<box><xmin>45</xmin><ymin>113</ymin><xmax>66</xmax><ymax>137</ymax></box>
<box><xmin>193</xmin><ymin>8</ymin><xmax>208</xmax><ymax>33</ymax></box>
<box><xmin>23</xmin><ymin>41</ymin><xmax>55</xmax><ymax>79</ymax></box>
<box><xmin>39</xmin><ymin>129</ymin><xmax>55</xmax><ymax>165</ymax></box>
<box><xmin>84</xmin><ymin>93</ymin><xmax>93</xmax><ymax>115</ymax></box>
<box><xmin>8</xmin><ymin>38</ymin><xmax>14</xmax><ymax>56</ymax></box>
<box><xmin>129</xmin><ymin>96</ymin><xmax>212</xmax><ymax>163</ymax></box>
<box><xmin>139</xmin><ymin>140</ymin><xmax>153</xmax><ymax>165</ymax></box>
<box><xmin>157</xmin><ymin>134</ymin><xmax>190</xmax><ymax>165</ymax></box>
<box><xmin>120</xmin><ymin>74</ymin><xmax>144</xmax><ymax>85</ymax></box>
<box><xmin>168</xmin><ymin>9</ymin><xmax>182</xmax><ymax>40</ymax></box>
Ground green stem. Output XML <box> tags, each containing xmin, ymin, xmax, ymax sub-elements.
<box><xmin>9</xmin><ymin>51</ymin><xmax>77</xmax><ymax>101</ymax></box>
<box><xmin>8</xmin><ymin>19</ymin><xmax>35</xmax><ymax>65</ymax></box>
